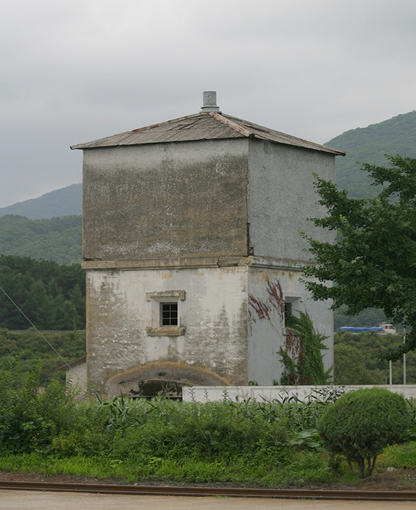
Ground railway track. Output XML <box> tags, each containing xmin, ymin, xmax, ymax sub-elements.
<box><xmin>0</xmin><ymin>481</ymin><xmax>416</xmax><ymax>501</ymax></box>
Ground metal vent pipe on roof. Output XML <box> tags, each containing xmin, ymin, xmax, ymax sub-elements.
<box><xmin>200</xmin><ymin>91</ymin><xmax>221</xmax><ymax>113</ymax></box>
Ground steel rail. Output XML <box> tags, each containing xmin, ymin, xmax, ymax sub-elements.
<box><xmin>0</xmin><ymin>481</ymin><xmax>416</xmax><ymax>501</ymax></box>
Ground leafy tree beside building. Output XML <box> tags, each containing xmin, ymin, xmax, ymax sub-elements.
<box><xmin>302</xmin><ymin>155</ymin><xmax>416</xmax><ymax>360</ymax></box>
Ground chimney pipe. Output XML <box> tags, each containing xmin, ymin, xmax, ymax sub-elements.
<box><xmin>200</xmin><ymin>91</ymin><xmax>221</xmax><ymax>113</ymax></box>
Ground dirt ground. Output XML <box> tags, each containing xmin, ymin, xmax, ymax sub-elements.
<box><xmin>1</xmin><ymin>469</ymin><xmax>416</xmax><ymax>492</ymax></box>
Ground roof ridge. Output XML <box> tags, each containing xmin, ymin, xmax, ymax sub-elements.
<box><xmin>209</xmin><ymin>112</ymin><xmax>253</xmax><ymax>138</ymax></box>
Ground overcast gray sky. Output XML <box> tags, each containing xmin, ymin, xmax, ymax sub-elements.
<box><xmin>1</xmin><ymin>0</ymin><xmax>415</xmax><ymax>207</ymax></box>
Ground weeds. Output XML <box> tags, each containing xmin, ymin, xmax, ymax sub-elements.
<box><xmin>0</xmin><ymin>365</ymin><xmax>415</xmax><ymax>486</ymax></box>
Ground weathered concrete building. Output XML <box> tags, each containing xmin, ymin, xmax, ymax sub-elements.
<box><xmin>71</xmin><ymin>92</ymin><xmax>344</xmax><ymax>396</ymax></box>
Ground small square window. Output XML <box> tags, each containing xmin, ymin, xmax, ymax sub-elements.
<box><xmin>146</xmin><ymin>290</ymin><xmax>186</xmax><ymax>337</ymax></box>
<box><xmin>284</xmin><ymin>302</ymin><xmax>292</xmax><ymax>321</ymax></box>
<box><xmin>161</xmin><ymin>303</ymin><xmax>178</xmax><ymax>326</ymax></box>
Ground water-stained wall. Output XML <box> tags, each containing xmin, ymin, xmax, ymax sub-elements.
<box><xmin>83</xmin><ymin>139</ymin><xmax>249</xmax><ymax>261</ymax></box>
<box><xmin>86</xmin><ymin>265</ymin><xmax>249</xmax><ymax>394</ymax></box>
<box><xmin>248</xmin><ymin>139</ymin><xmax>336</xmax><ymax>263</ymax></box>
<box><xmin>81</xmin><ymin>134</ymin><xmax>337</xmax><ymax>393</ymax></box>
<box><xmin>247</xmin><ymin>266</ymin><xmax>333</xmax><ymax>385</ymax></box>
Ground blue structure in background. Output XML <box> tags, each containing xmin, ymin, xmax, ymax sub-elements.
<box><xmin>338</xmin><ymin>326</ymin><xmax>383</xmax><ymax>333</ymax></box>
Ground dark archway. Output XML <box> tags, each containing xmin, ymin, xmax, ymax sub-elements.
<box><xmin>105</xmin><ymin>361</ymin><xmax>229</xmax><ymax>397</ymax></box>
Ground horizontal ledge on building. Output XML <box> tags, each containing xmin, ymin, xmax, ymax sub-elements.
<box><xmin>146</xmin><ymin>326</ymin><xmax>186</xmax><ymax>337</ymax></box>
<box><xmin>146</xmin><ymin>290</ymin><xmax>186</xmax><ymax>302</ymax></box>
<box><xmin>82</xmin><ymin>256</ymin><xmax>304</xmax><ymax>271</ymax></box>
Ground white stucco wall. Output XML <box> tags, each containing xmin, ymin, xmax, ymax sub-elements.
<box><xmin>86</xmin><ymin>265</ymin><xmax>249</xmax><ymax>393</ymax></box>
<box><xmin>247</xmin><ymin>266</ymin><xmax>333</xmax><ymax>385</ymax></box>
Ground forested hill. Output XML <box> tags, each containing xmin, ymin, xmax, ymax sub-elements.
<box><xmin>0</xmin><ymin>215</ymin><xmax>82</xmax><ymax>265</ymax></box>
<box><xmin>325</xmin><ymin>110</ymin><xmax>416</xmax><ymax>198</ymax></box>
<box><xmin>0</xmin><ymin>254</ymin><xmax>85</xmax><ymax>330</ymax></box>
<box><xmin>0</xmin><ymin>183</ymin><xmax>82</xmax><ymax>219</ymax></box>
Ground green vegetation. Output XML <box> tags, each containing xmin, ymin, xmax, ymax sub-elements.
<box><xmin>334</xmin><ymin>306</ymin><xmax>386</xmax><ymax>330</ymax></box>
<box><xmin>334</xmin><ymin>344</ymin><xmax>384</xmax><ymax>385</ymax></box>
<box><xmin>280</xmin><ymin>311</ymin><xmax>331</xmax><ymax>385</ymax></box>
<box><xmin>318</xmin><ymin>388</ymin><xmax>410</xmax><ymax>477</ymax></box>
<box><xmin>0</xmin><ymin>366</ymin><xmax>415</xmax><ymax>487</ymax></box>
<box><xmin>326</xmin><ymin>110</ymin><xmax>416</xmax><ymax>199</ymax></box>
<box><xmin>0</xmin><ymin>363</ymin><xmax>340</xmax><ymax>486</ymax></box>
<box><xmin>0</xmin><ymin>215</ymin><xmax>82</xmax><ymax>264</ymax></box>
<box><xmin>334</xmin><ymin>331</ymin><xmax>416</xmax><ymax>385</ymax></box>
<box><xmin>302</xmin><ymin>155</ymin><xmax>416</xmax><ymax>360</ymax></box>
<box><xmin>0</xmin><ymin>329</ymin><xmax>85</xmax><ymax>385</ymax></box>
<box><xmin>0</xmin><ymin>254</ymin><xmax>85</xmax><ymax>330</ymax></box>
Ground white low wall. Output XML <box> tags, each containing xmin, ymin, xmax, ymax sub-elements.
<box><xmin>182</xmin><ymin>385</ymin><xmax>416</xmax><ymax>402</ymax></box>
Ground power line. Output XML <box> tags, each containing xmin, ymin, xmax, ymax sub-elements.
<box><xmin>0</xmin><ymin>286</ymin><xmax>71</xmax><ymax>370</ymax></box>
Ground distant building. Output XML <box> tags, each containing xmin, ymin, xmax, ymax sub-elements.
<box><xmin>71</xmin><ymin>92</ymin><xmax>344</xmax><ymax>396</ymax></box>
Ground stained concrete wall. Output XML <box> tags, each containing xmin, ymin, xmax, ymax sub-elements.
<box><xmin>82</xmin><ymin>139</ymin><xmax>249</xmax><ymax>261</ymax></box>
<box><xmin>248</xmin><ymin>140</ymin><xmax>336</xmax><ymax>262</ymax></box>
<box><xmin>86</xmin><ymin>265</ymin><xmax>249</xmax><ymax>394</ymax></box>
<box><xmin>82</xmin><ymin>136</ymin><xmax>337</xmax><ymax>394</ymax></box>
<box><xmin>86</xmin><ymin>261</ymin><xmax>333</xmax><ymax>392</ymax></box>
<box><xmin>247</xmin><ymin>266</ymin><xmax>333</xmax><ymax>385</ymax></box>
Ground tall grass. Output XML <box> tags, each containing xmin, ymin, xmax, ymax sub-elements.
<box><xmin>1</xmin><ymin>364</ymin><xmax>415</xmax><ymax>486</ymax></box>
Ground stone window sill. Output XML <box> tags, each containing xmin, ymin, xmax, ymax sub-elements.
<box><xmin>146</xmin><ymin>326</ymin><xmax>186</xmax><ymax>337</ymax></box>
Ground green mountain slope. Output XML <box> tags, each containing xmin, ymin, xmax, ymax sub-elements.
<box><xmin>0</xmin><ymin>215</ymin><xmax>82</xmax><ymax>265</ymax></box>
<box><xmin>0</xmin><ymin>183</ymin><xmax>82</xmax><ymax>219</ymax></box>
<box><xmin>325</xmin><ymin>110</ymin><xmax>416</xmax><ymax>198</ymax></box>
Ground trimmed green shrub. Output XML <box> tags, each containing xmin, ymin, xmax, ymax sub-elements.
<box><xmin>318</xmin><ymin>388</ymin><xmax>411</xmax><ymax>477</ymax></box>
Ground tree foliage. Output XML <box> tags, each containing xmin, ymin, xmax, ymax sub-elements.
<box><xmin>334</xmin><ymin>330</ymin><xmax>416</xmax><ymax>384</ymax></box>
<box><xmin>334</xmin><ymin>343</ymin><xmax>384</xmax><ymax>385</ymax></box>
<box><xmin>0</xmin><ymin>254</ymin><xmax>86</xmax><ymax>330</ymax></box>
<box><xmin>0</xmin><ymin>328</ymin><xmax>86</xmax><ymax>385</ymax></box>
<box><xmin>334</xmin><ymin>305</ymin><xmax>386</xmax><ymax>330</ymax></box>
<box><xmin>318</xmin><ymin>388</ymin><xmax>410</xmax><ymax>477</ymax></box>
<box><xmin>0</xmin><ymin>214</ymin><xmax>82</xmax><ymax>264</ymax></box>
<box><xmin>0</xmin><ymin>360</ymin><xmax>82</xmax><ymax>454</ymax></box>
<box><xmin>302</xmin><ymin>155</ymin><xmax>416</xmax><ymax>360</ymax></box>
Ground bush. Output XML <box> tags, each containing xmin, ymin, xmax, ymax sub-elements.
<box><xmin>0</xmin><ymin>361</ymin><xmax>81</xmax><ymax>454</ymax></box>
<box><xmin>108</xmin><ymin>398</ymin><xmax>290</xmax><ymax>465</ymax></box>
<box><xmin>318</xmin><ymin>388</ymin><xmax>410</xmax><ymax>477</ymax></box>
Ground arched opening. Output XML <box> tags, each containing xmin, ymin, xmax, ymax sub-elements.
<box><xmin>105</xmin><ymin>361</ymin><xmax>229</xmax><ymax>398</ymax></box>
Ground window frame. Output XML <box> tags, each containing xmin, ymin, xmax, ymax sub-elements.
<box><xmin>283</xmin><ymin>295</ymin><xmax>301</xmax><ymax>334</ymax></box>
<box><xmin>146</xmin><ymin>290</ymin><xmax>186</xmax><ymax>337</ymax></box>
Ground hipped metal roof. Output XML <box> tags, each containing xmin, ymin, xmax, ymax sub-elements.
<box><xmin>70</xmin><ymin>111</ymin><xmax>345</xmax><ymax>156</ymax></box>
